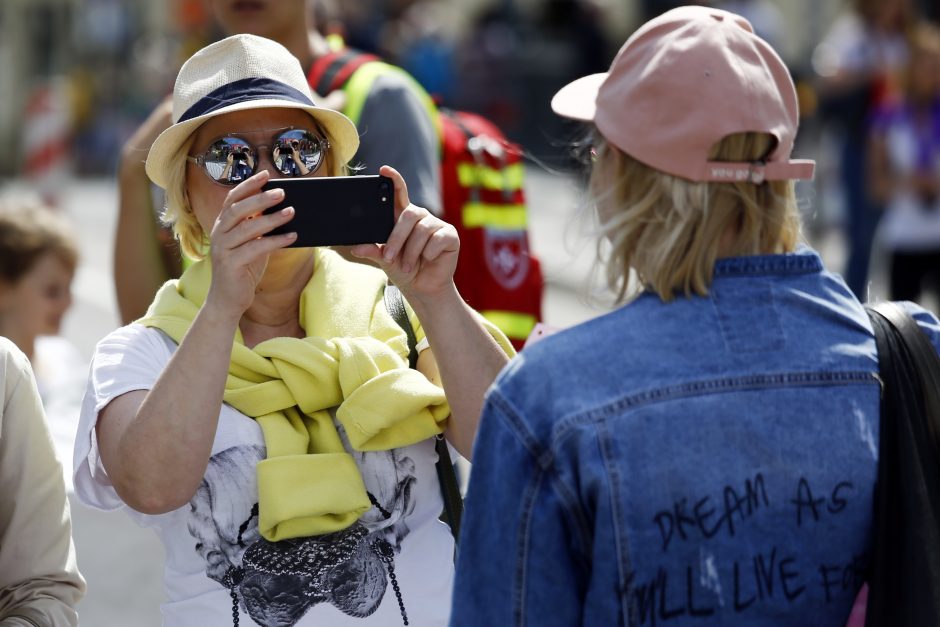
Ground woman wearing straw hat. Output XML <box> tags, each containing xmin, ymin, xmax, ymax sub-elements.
<box><xmin>73</xmin><ymin>34</ymin><xmax>511</xmax><ymax>627</ymax></box>
<box><xmin>450</xmin><ymin>6</ymin><xmax>940</xmax><ymax>626</ymax></box>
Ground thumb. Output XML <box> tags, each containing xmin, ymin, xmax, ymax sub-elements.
<box><xmin>350</xmin><ymin>243</ymin><xmax>384</xmax><ymax>262</ymax></box>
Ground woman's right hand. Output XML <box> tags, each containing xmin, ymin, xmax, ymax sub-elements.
<box><xmin>205</xmin><ymin>170</ymin><xmax>297</xmax><ymax>316</ymax></box>
<box><xmin>100</xmin><ymin>171</ymin><xmax>295</xmax><ymax>514</ymax></box>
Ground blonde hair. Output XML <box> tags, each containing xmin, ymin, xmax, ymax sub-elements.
<box><xmin>161</xmin><ymin>118</ymin><xmax>348</xmax><ymax>260</ymax></box>
<box><xmin>162</xmin><ymin>134</ymin><xmax>202</xmax><ymax>260</ymax></box>
<box><xmin>0</xmin><ymin>198</ymin><xmax>79</xmax><ymax>283</ymax></box>
<box><xmin>592</xmin><ymin>132</ymin><xmax>802</xmax><ymax>303</ymax></box>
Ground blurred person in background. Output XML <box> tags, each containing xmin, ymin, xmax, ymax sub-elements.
<box><xmin>0</xmin><ymin>337</ymin><xmax>85</xmax><ymax>626</ymax></box>
<box><xmin>449</xmin><ymin>5</ymin><xmax>940</xmax><ymax>625</ymax></box>
<box><xmin>869</xmin><ymin>22</ymin><xmax>940</xmax><ymax>306</ymax></box>
<box><xmin>324</xmin><ymin>0</ymin><xmax>385</xmax><ymax>53</ymax></box>
<box><xmin>115</xmin><ymin>0</ymin><xmax>439</xmax><ymax>324</ymax></box>
<box><xmin>381</xmin><ymin>0</ymin><xmax>457</xmax><ymax>103</ymax></box>
<box><xmin>814</xmin><ymin>0</ymin><xmax>913</xmax><ymax>299</ymax></box>
<box><xmin>0</xmin><ymin>198</ymin><xmax>85</xmax><ymax>489</ymax></box>
<box><xmin>640</xmin><ymin>0</ymin><xmax>688</xmax><ymax>22</ymax></box>
<box><xmin>536</xmin><ymin>0</ymin><xmax>616</xmax><ymax>80</ymax></box>
<box><xmin>453</xmin><ymin>4</ymin><xmax>524</xmax><ymax>135</ymax></box>
<box><xmin>708</xmin><ymin>0</ymin><xmax>783</xmax><ymax>51</ymax></box>
<box><xmin>75</xmin><ymin>34</ymin><xmax>510</xmax><ymax>626</ymax></box>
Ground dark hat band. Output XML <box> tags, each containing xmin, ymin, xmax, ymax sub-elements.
<box><xmin>178</xmin><ymin>77</ymin><xmax>315</xmax><ymax>123</ymax></box>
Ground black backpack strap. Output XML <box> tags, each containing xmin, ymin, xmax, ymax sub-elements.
<box><xmin>384</xmin><ymin>283</ymin><xmax>418</xmax><ymax>369</ymax></box>
<box><xmin>384</xmin><ymin>283</ymin><xmax>463</xmax><ymax>548</ymax></box>
<box><xmin>864</xmin><ymin>302</ymin><xmax>940</xmax><ymax>625</ymax></box>
<box><xmin>307</xmin><ymin>48</ymin><xmax>381</xmax><ymax>96</ymax></box>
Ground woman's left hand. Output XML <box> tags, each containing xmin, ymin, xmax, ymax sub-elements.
<box><xmin>351</xmin><ymin>165</ymin><xmax>459</xmax><ymax>301</ymax></box>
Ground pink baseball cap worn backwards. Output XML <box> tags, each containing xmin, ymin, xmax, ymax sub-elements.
<box><xmin>552</xmin><ymin>5</ymin><xmax>815</xmax><ymax>184</ymax></box>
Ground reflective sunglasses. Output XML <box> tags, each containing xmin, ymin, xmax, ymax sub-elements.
<box><xmin>187</xmin><ymin>127</ymin><xmax>330</xmax><ymax>186</ymax></box>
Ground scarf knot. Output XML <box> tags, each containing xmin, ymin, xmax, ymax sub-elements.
<box><xmin>139</xmin><ymin>249</ymin><xmax>449</xmax><ymax>541</ymax></box>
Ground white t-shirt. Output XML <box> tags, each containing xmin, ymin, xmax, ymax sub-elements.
<box><xmin>73</xmin><ymin>324</ymin><xmax>455</xmax><ymax>627</ymax></box>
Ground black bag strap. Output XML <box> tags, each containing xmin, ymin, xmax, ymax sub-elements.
<box><xmin>864</xmin><ymin>302</ymin><xmax>940</xmax><ymax>626</ymax></box>
<box><xmin>869</xmin><ymin>302</ymin><xmax>940</xmax><ymax>450</ymax></box>
<box><xmin>384</xmin><ymin>284</ymin><xmax>463</xmax><ymax>547</ymax></box>
<box><xmin>434</xmin><ymin>433</ymin><xmax>464</xmax><ymax>546</ymax></box>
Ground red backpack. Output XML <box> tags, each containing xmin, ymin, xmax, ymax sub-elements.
<box><xmin>308</xmin><ymin>50</ymin><xmax>543</xmax><ymax>350</ymax></box>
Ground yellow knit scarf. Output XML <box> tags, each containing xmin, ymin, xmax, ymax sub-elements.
<box><xmin>138</xmin><ymin>249</ymin><xmax>452</xmax><ymax>542</ymax></box>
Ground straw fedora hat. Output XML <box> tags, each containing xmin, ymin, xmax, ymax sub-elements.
<box><xmin>145</xmin><ymin>34</ymin><xmax>360</xmax><ymax>189</ymax></box>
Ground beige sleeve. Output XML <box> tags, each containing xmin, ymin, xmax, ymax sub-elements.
<box><xmin>0</xmin><ymin>340</ymin><xmax>84</xmax><ymax>627</ymax></box>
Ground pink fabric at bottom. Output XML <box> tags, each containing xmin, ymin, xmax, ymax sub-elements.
<box><xmin>845</xmin><ymin>584</ymin><xmax>868</xmax><ymax>627</ymax></box>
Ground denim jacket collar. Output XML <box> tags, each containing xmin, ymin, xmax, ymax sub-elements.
<box><xmin>712</xmin><ymin>247</ymin><xmax>823</xmax><ymax>279</ymax></box>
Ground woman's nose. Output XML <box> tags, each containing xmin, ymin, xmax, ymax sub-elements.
<box><xmin>256</xmin><ymin>152</ymin><xmax>281</xmax><ymax>178</ymax></box>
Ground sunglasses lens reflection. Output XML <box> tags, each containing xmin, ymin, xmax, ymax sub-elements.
<box><xmin>203</xmin><ymin>137</ymin><xmax>255</xmax><ymax>184</ymax></box>
<box><xmin>273</xmin><ymin>130</ymin><xmax>325</xmax><ymax>177</ymax></box>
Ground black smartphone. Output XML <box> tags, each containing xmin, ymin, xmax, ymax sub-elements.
<box><xmin>261</xmin><ymin>175</ymin><xmax>395</xmax><ymax>247</ymax></box>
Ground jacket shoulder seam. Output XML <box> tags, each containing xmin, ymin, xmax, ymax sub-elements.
<box><xmin>551</xmin><ymin>370</ymin><xmax>879</xmax><ymax>447</ymax></box>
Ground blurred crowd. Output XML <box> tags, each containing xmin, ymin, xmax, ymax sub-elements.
<box><xmin>0</xmin><ymin>0</ymin><xmax>621</xmax><ymax>181</ymax></box>
<box><xmin>4</xmin><ymin>0</ymin><xmax>940</xmax><ymax>316</ymax></box>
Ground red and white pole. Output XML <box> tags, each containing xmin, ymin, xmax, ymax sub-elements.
<box><xmin>22</xmin><ymin>77</ymin><xmax>72</xmax><ymax>207</ymax></box>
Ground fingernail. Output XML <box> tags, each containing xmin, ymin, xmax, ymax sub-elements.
<box><xmin>281</xmin><ymin>206</ymin><xmax>294</xmax><ymax>216</ymax></box>
<box><xmin>384</xmin><ymin>248</ymin><xmax>395</xmax><ymax>261</ymax></box>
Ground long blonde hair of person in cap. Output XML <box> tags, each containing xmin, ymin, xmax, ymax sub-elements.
<box><xmin>589</xmin><ymin>132</ymin><xmax>802</xmax><ymax>302</ymax></box>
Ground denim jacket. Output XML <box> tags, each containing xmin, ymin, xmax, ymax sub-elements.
<box><xmin>450</xmin><ymin>249</ymin><xmax>940</xmax><ymax>627</ymax></box>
